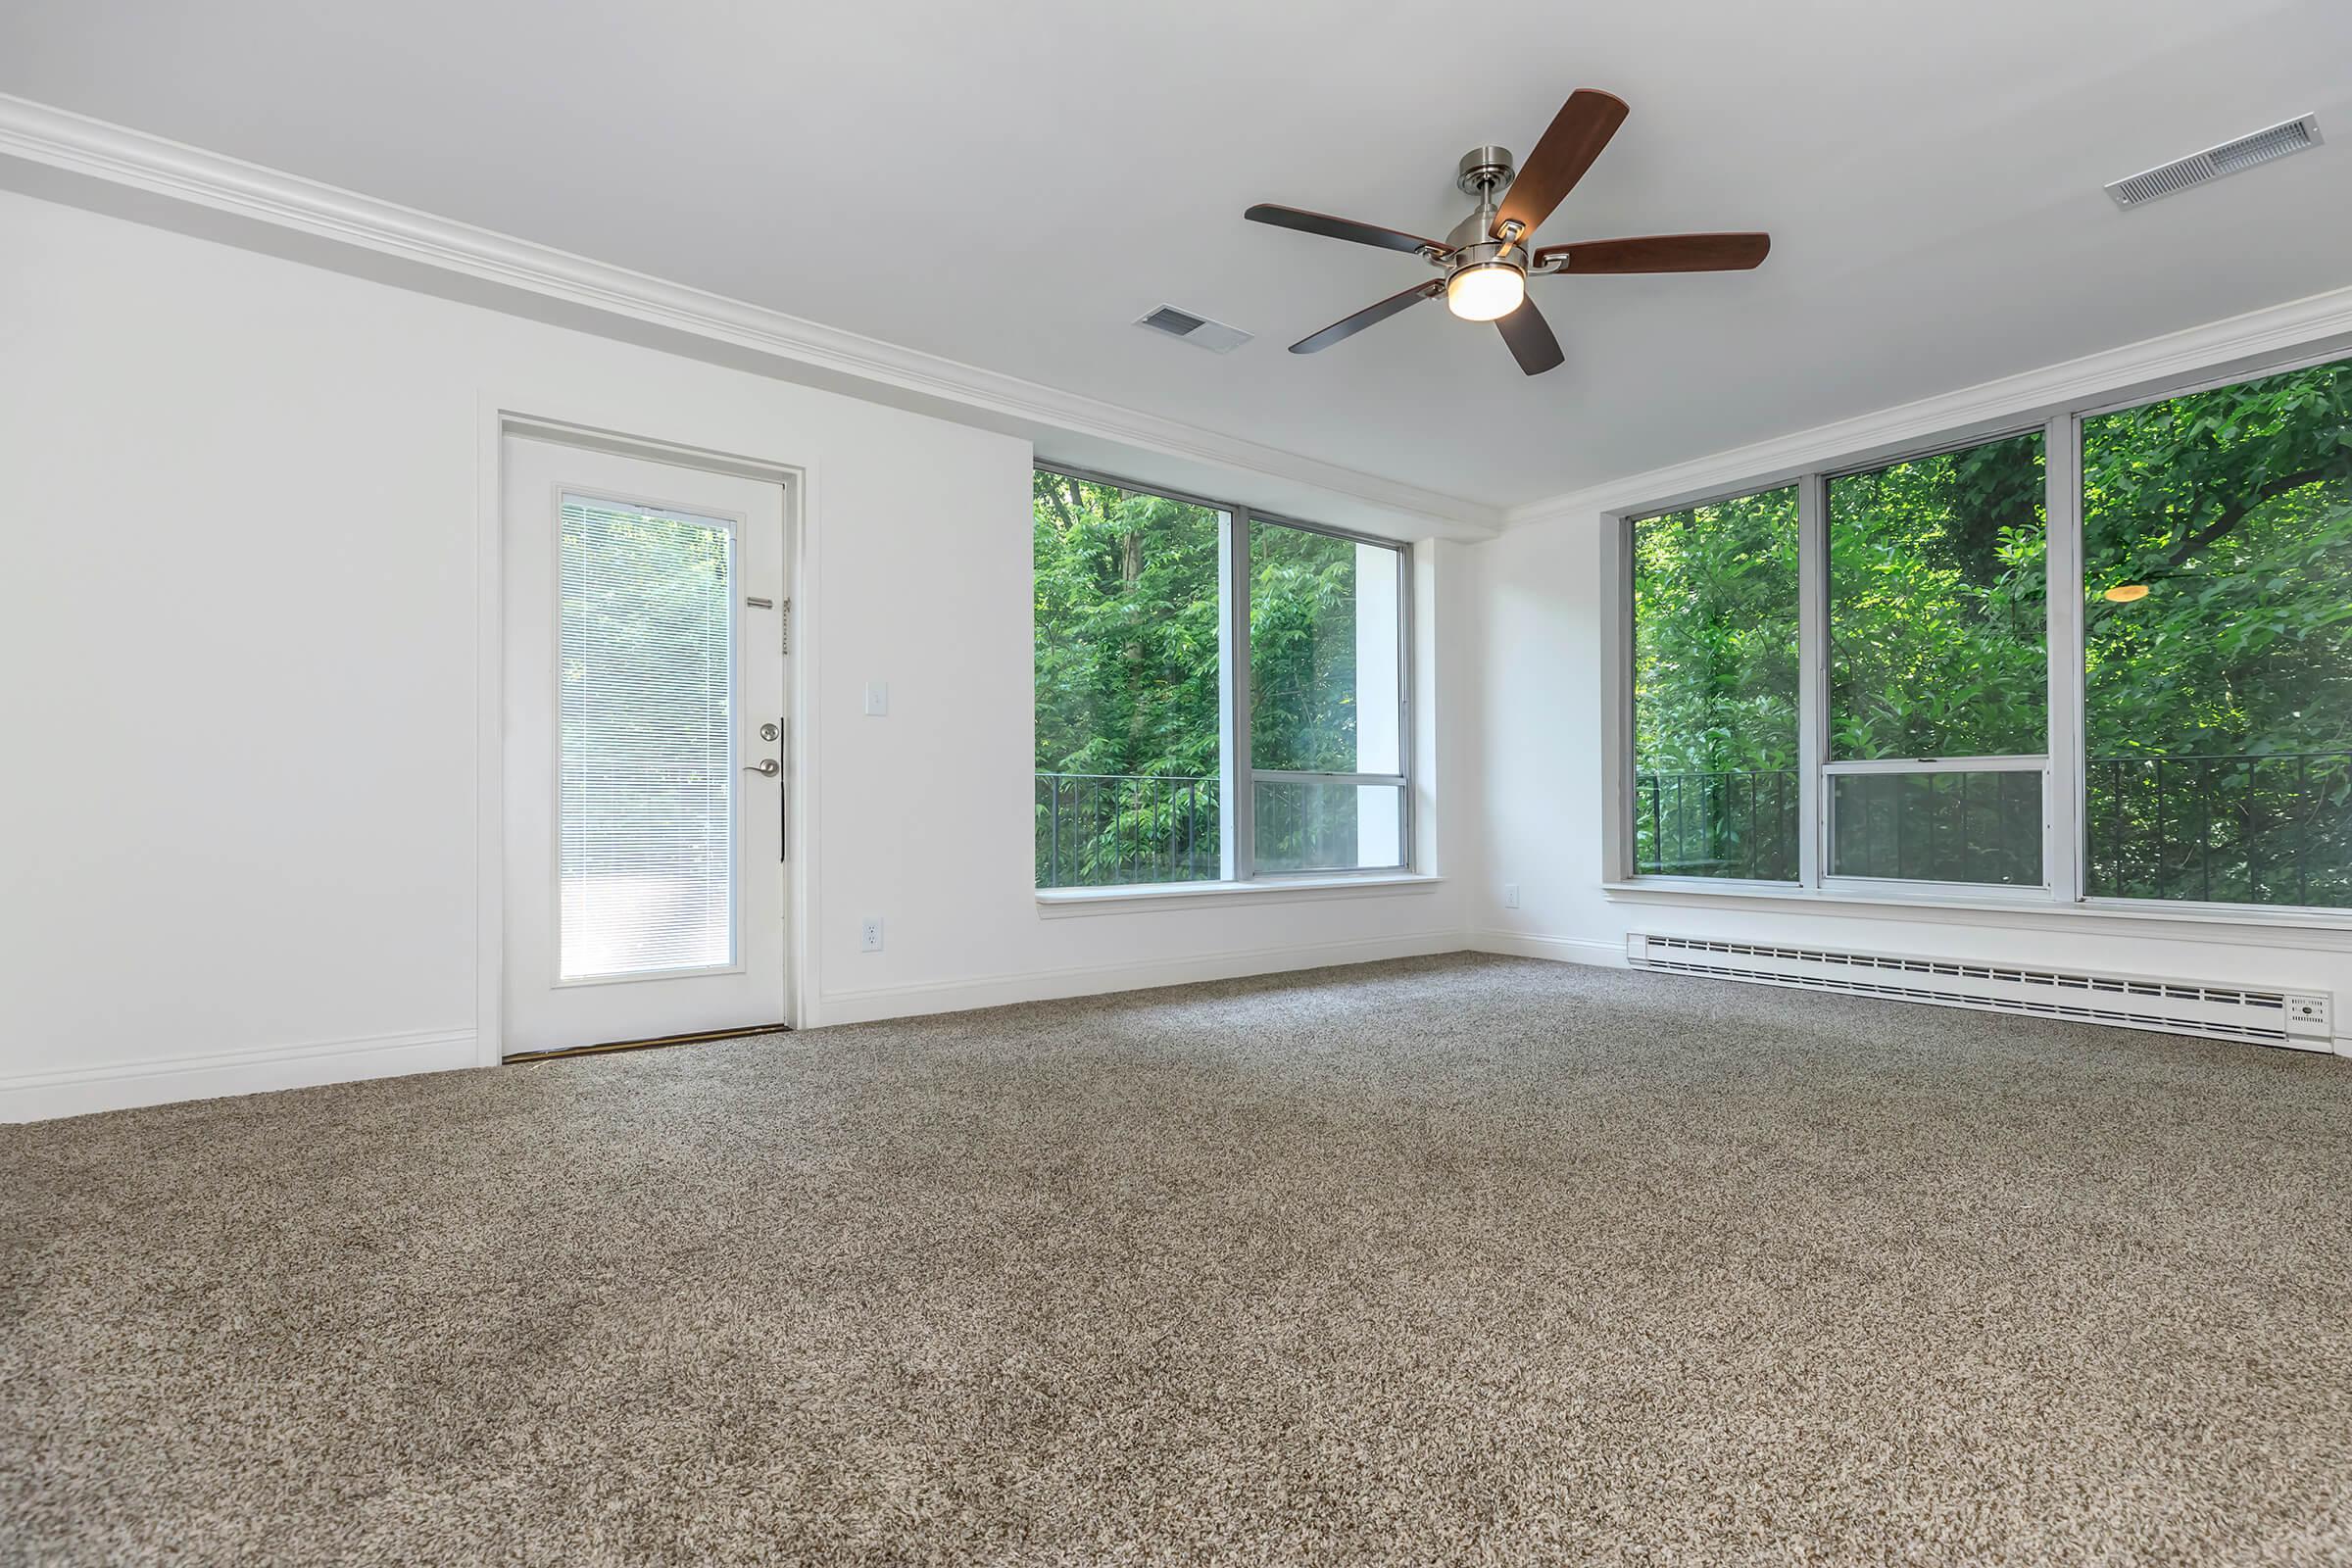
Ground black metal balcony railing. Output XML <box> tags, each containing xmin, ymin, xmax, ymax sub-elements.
<box><xmin>2087</xmin><ymin>753</ymin><xmax>2352</xmax><ymax>906</ymax></box>
<box><xmin>1635</xmin><ymin>753</ymin><xmax>2352</xmax><ymax>908</ymax></box>
<box><xmin>1633</xmin><ymin>769</ymin><xmax>1800</xmax><ymax>883</ymax></box>
<box><xmin>1036</xmin><ymin>772</ymin><xmax>1219</xmax><ymax>889</ymax></box>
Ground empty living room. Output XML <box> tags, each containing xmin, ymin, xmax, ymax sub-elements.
<box><xmin>6</xmin><ymin>2</ymin><xmax>2352</xmax><ymax>1562</ymax></box>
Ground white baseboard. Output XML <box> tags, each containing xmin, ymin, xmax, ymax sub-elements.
<box><xmin>6</xmin><ymin>934</ymin><xmax>1622</xmax><ymax>1117</ymax></box>
<box><xmin>1470</xmin><ymin>929</ymin><xmax>1628</xmax><ymax>967</ymax></box>
<box><xmin>813</xmin><ymin>931</ymin><xmax>1468</xmax><ymax>1026</ymax></box>
<box><xmin>0</xmin><ymin>1026</ymin><xmax>477</xmax><ymax>1122</ymax></box>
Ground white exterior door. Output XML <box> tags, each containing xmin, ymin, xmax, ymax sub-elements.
<box><xmin>501</xmin><ymin>435</ymin><xmax>790</xmax><ymax>1054</ymax></box>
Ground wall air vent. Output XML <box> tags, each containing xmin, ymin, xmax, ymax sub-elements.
<box><xmin>1626</xmin><ymin>934</ymin><xmax>2336</xmax><ymax>1053</ymax></box>
<box><xmin>1136</xmin><ymin>304</ymin><xmax>1253</xmax><ymax>354</ymax></box>
<box><xmin>2107</xmin><ymin>114</ymin><xmax>2322</xmax><ymax>208</ymax></box>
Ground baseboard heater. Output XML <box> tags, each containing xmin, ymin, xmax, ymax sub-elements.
<box><xmin>1626</xmin><ymin>934</ymin><xmax>2335</xmax><ymax>1053</ymax></box>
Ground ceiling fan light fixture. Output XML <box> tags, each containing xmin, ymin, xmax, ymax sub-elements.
<box><xmin>1244</xmin><ymin>86</ymin><xmax>1769</xmax><ymax>374</ymax></box>
<box><xmin>1446</xmin><ymin>261</ymin><xmax>1525</xmax><ymax>321</ymax></box>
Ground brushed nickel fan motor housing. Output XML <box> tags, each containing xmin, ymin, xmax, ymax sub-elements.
<box><xmin>1455</xmin><ymin>145</ymin><xmax>1516</xmax><ymax>196</ymax></box>
<box><xmin>1444</xmin><ymin>147</ymin><xmax>1530</xmax><ymax>281</ymax></box>
<box><xmin>1445</xmin><ymin>237</ymin><xmax>1524</xmax><ymax>285</ymax></box>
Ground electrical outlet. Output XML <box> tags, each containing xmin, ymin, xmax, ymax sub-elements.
<box><xmin>860</xmin><ymin>917</ymin><xmax>884</xmax><ymax>953</ymax></box>
<box><xmin>1503</xmin><ymin>883</ymin><xmax>1521</xmax><ymax>909</ymax></box>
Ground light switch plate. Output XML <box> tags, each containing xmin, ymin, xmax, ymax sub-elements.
<box><xmin>863</xmin><ymin>682</ymin><xmax>889</xmax><ymax>716</ymax></box>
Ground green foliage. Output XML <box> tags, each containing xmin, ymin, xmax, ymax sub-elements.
<box><xmin>1632</xmin><ymin>486</ymin><xmax>1800</xmax><ymax>776</ymax></box>
<box><xmin>1032</xmin><ymin>470</ymin><xmax>1223</xmax><ymax>783</ymax></box>
<box><xmin>1248</xmin><ymin>523</ymin><xmax>1367</xmax><ymax>773</ymax></box>
<box><xmin>1032</xmin><ymin>474</ymin><xmax>1395</xmax><ymax>885</ymax></box>
<box><xmin>2083</xmin><ymin>360</ymin><xmax>2352</xmax><ymax>760</ymax></box>
<box><xmin>1634</xmin><ymin>357</ymin><xmax>2352</xmax><ymax>906</ymax></box>
<box><xmin>1631</xmin><ymin>487</ymin><xmax>1800</xmax><ymax>879</ymax></box>
<box><xmin>2082</xmin><ymin>360</ymin><xmax>2352</xmax><ymax>902</ymax></box>
<box><xmin>1830</xmin><ymin>430</ymin><xmax>2047</xmax><ymax>759</ymax></box>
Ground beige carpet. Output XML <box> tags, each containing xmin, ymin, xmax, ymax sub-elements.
<box><xmin>5</xmin><ymin>954</ymin><xmax>2351</xmax><ymax>1566</ymax></box>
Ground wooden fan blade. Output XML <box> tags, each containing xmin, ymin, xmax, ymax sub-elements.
<box><xmin>1290</xmin><ymin>280</ymin><xmax>1445</xmax><ymax>354</ymax></box>
<box><xmin>1495</xmin><ymin>298</ymin><xmax>1564</xmax><ymax>376</ymax></box>
<box><xmin>1493</xmin><ymin>89</ymin><xmax>1628</xmax><ymax>242</ymax></box>
<box><xmin>1533</xmin><ymin>232</ymin><xmax>1772</xmax><ymax>273</ymax></box>
<box><xmin>1246</xmin><ymin>204</ymin><xmax>1445</xmax><ymax>257</ymax></box>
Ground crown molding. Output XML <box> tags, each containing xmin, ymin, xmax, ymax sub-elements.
<box><xmin>1503</xmin><ymin>277</ymin><xmax>2352</xmax><ymax>531</ymax></box>
<box><xmin>0</xmin><ymin>92</ymin><xmax>1501</xmax><ymax>540</ymax></box>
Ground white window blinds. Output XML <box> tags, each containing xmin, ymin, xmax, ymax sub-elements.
<box><xmin>557</xmin><ymin>494</ymin><xmax>737</xmax><ymax>979</ymax></box>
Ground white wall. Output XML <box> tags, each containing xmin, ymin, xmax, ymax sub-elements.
<box><xmin>13</xmin><ymin>177</ymin><xmax>2334</xmax><ymax>1124</ymax></box>
<box><xmin>1463</xmin><ymin>503</ymin><xmax>2352</xmax><ymax>1037</ymax></box>
<box><xmin>0</xmin><ymin>188</ymin><xmax>1472</xmax><ymax>1119</ymax></box>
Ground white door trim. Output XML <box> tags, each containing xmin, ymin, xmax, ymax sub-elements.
<box><xmin>474</xmin><ymin>397</ymin><xmax>819</xmax><ymax>1066</ymax></box>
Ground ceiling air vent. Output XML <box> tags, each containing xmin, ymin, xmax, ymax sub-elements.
<box><xmin>2107</xmin><ymin>114</ymin><xmax>2322</xmax><ymax>208</ymax></box>
<box><xmin>1136</xmin><ymin>304</ymin><xmax>1252</xmax><ymax>354</ymax></box>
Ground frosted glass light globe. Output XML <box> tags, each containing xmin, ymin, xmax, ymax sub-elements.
<box><xmin>1446</xmin><ymin>263</ymin><xmax>1526</xmax><ymax>321</ymax></box>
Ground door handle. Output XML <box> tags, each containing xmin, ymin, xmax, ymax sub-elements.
<box><xmin>743</xmin><ymin>759</ymin><xmax>780</xmax><ymax>777</ymax></box>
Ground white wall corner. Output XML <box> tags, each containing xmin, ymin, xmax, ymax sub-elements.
<box><xmin>1469</xmin><ymin>931</ymin><xmax>1628</xmax><ymax>968</ymax></box>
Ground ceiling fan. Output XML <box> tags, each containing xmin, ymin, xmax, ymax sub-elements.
<box><xmin>1245</xmin><ymin>89</ymin><xmax>1770</xmax><ymax>376</ymax></box>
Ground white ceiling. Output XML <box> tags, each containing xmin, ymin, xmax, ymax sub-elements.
<box><xmin>5</xmin><ymin>0</ymin><xmax>2350</xmax><ymax>511</ymax></box>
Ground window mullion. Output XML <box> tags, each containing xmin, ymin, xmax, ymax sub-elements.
<box><xmin>2045</xmin><ymin>413</ymin><xmax>2085</xmax><ymax>906</ymax></box>
<box><xmin>1397</xmin><ymin>543</ymin><xmax>1416</xmax><ymax>874</ymax></box>
<box><xmin>1227</xmin><ymin>508</ymin><xmax>1255</xmax><ymax>882</ymax></box>
<box><xmin>1797</xmin><ymin>472</ymin><xmax>1828</xmax><ymax>890</ymax></box>
<box><xmin>1600</xmin><ymin>514</ymin><xmax>1634</xmax><ymax>884</ymax></box>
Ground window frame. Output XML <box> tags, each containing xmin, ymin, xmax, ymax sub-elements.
<box><xmin>1624</xmin><ymin>484</ymin><xmax>1804</xmax><ymax>888</ymax></box>
<box><xmin>1604</xmin><ymin>332</ymin><xmax>2352</xmax><ymax>926</ymax></box>
<box><xmin>1035</xmin><ymin>465</ymin><xmax>1416</xmax><ymax>890</ymax></box>
<box><xmin>1233</xmin><ymin>509</ymin><xmax>1415</xmax><ymax>881</ymax></box>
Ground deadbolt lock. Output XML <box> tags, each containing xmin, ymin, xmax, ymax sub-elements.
<box><xmin>759</xmin><ymin>722</ymin><xmax>780</xmax><ymax>742</ymax></box>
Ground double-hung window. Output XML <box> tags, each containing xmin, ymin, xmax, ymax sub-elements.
<box><xmin>1035</xmin><ymin>468</ymin><xmax>1414</xmax><ymax>890</ymax></box>
<box><xmin>1617</xmin><ymin>348</ymin><xmax>2352</xmax><ymax>916</ymax></box>
<box><xmin>1824</xmin><ymin>430</ymin><xmax>2048</xmax><ymax>890</ymax></box>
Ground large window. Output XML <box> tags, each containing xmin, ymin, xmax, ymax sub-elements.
<box><xmin>2082</xmin><ymin>359</ymin><xmax>2352</xmax><ymax>907</ymax></box>
<box><xmin>1631</xmin><ymin>486</ymin><xmax>1799</xmax><ymax>881</ymax></box>
<box><xmin>1032</xmin><ymin>472</ymin><xmax>1224</xmax><ymax>888</ymax></box>
<box><xmin>1827</xmin><ymin>430</ymin><xmax>2046</xmax><ymax>887</ymax></box>
<box><xmin>1035</xmin><ymin>469</ymin><xmax>1413</xmax><ymax>889</ymax></box>
<box><xmin>1617</xmin><ymin>349</ymin><xmax>2352</xmax><ymax>915</ymax></box>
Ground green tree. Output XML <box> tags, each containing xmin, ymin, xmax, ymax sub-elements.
<box><xmin>2082</xmin><ymin>360</ymin><xmax>2352</xmax><ymax>901</ymax></box>
<box><xmin>1631</xmin><ymin>356</ymin><xmax>2352</xmax><ymax>905</ymax></box>
<box><xmin>1032</xmin><ymin>472</ymin><xmax>1222</xmax><ymax>885</ymax></box>
<box><xmin>1032</xmin><ymin>478</ymin><xmax>1397</xmax><ymax>884</ymax></box>
<box><xmin>1632</xmin><ymin>486</ymin><xmax>1800</xmax><ymax>878</ymax></box>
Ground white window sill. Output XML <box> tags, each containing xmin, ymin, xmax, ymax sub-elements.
<box><xmin>1038</xmin><ymin>873</ymin><xmax>1442</xmax><ymax>918</ymax></box>
<box><xmin>1601</xmin><ymin>879</ymin><xmax>2352</xmax><ymax>952</ymax></box>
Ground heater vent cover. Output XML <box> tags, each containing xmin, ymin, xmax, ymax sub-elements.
<box><xmin>1627</xmin><ymin>933</ymin><xmax>2334</xmax><ymax>1053</ymax></box>
<box><xmin>1136</xmin><ymin>304</ymin><xmax>1253</xmax><ymax>354</ymax></box>
<box><xmin>2107</xmin><ymin>114</ymin><xmax>2322</xmax><ymax>208</ymax></box>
